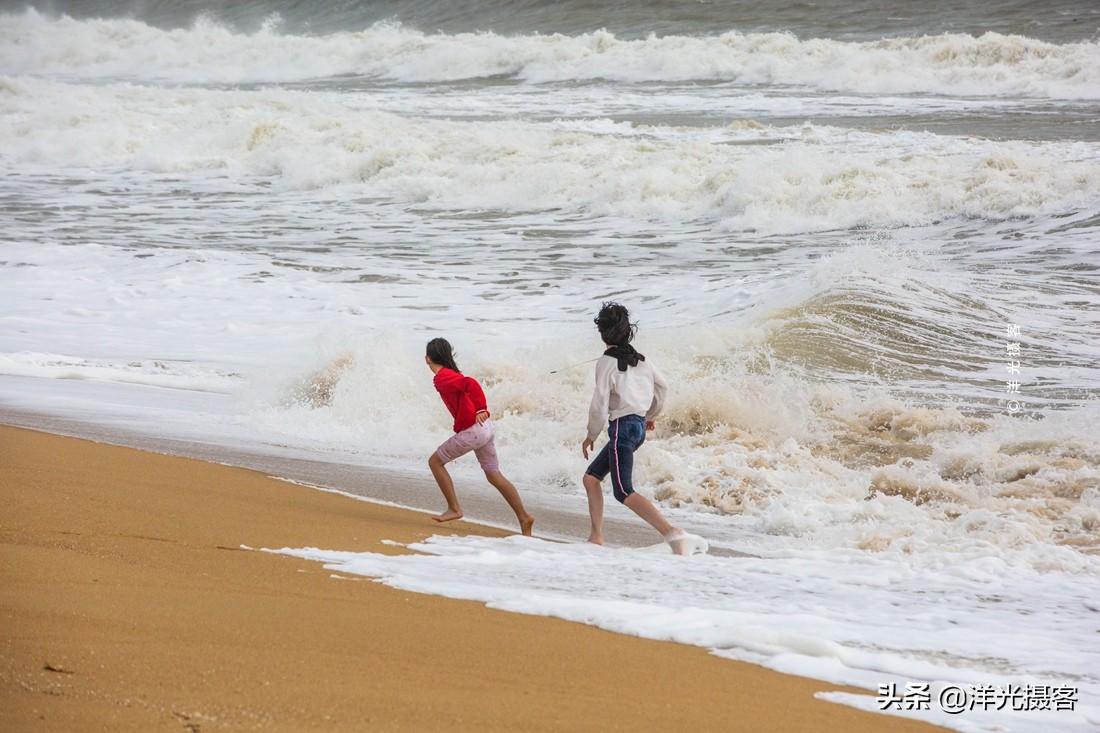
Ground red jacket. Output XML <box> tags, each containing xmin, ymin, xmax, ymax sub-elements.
<box><xmin>433</xmin><ymin>367</ymin><xmax>490</xmax><ymax>433</ymax></box>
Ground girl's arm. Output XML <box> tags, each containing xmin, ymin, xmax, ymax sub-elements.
<box><xmin>587</xmin><ymin>359</ymin><xmax>614</xmax><ymax>442</ymax></box>
<box><xmin>646</xmin><ymin>364</ymin><xmax>668</xmax><ymax>422</ymax></box>
<box><xmin>464</xmin><ymin>376</ymin><xmax>491</xmax><ymax>421</ymax></box>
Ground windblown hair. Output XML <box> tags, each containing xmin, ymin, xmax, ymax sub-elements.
<box><xmin>594</xmin><ymin>301</ymin><xmax>637</xmax><ymax>347</ymax></box>
<box><xmin>426</xmin><ymin>337</ymin><xmax>460</xmax><ymax>372</ymax></box>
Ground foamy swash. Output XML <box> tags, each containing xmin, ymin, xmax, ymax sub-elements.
<box><xmin>2</xmin><ymin>10</ymin><xmax>1099</xmax><ymax>98</ymax></box>
<box><xmin>268</xmin><ymin>534</ymin><xmax>1100</xmax><ymax>733</ymax></box>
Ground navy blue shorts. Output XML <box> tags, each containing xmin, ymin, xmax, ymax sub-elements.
<box><xmin>585</xmin><ymin>414</ymin><xmax>646</xmax><ymax>503</ymax></box>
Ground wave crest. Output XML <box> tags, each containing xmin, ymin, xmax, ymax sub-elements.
<box><xmin>4</xmin><ymin>80</ymin><xmax>1099</xmax><ymax>232</ymax></box>
<box><xmin>3</xmin><ymin>11</ymin><xmax>1099</xmax><ymax>98</ymax></box>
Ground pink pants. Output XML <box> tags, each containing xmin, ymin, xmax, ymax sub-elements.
<box><xmin>435</xmin><ymin>420</ymin><xmax>500</xmax><ymax>473</ymax></box>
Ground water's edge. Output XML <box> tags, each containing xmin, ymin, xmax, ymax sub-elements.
<box><xmin>0</xmin><ymin>404</ymin><xmax>680</xmax><ymax>549</ymax></box>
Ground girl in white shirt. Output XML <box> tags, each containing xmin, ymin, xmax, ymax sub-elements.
<box><xmin>581</xmin><ymin>302</ymin><xmax>694</xmax><ymax>555</ymax></box>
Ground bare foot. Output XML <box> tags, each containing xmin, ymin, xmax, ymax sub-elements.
<box><xmin>432</xmin><ymin>509</ymin><xmax>464</xmax><ymax>523</ymax></box>
<box><xmin>520</xmin><ymin>514</ymin><xmax>535</xmax><ymax>537</ymax></box>
<box><xmin>665</xmin><ymin>528</ymin><xmax>708</xmax><ymax>556</ymax></box>
<box><xmin>587</xmin><ymin>533</ymin><xmax>604</xmax><ymax>546</ymax></box>
<box><xmin>665</xmin><ymin>528</ymin><xmax>689</xmax><ymax>556</ymax></box>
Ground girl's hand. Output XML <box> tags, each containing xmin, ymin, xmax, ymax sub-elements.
<box><xmin>646</xmin><ymin>420</ymin><xmax>656</xmax><ymax>431</ymax></box>
<box><xmin>475</xmin><ymin>410</ymin><xmax>490</xmax><ymax>424</ymax></box>
<box><xmin>582</xmin><ymin>438</ymin><xmax>594</xmax><ymax>459</ymax></box>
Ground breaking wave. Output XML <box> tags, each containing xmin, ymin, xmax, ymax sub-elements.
<box><xmin>259</xmin><ymin>315</ymin><xmax>1100</xmax><ymax>572</ymax></box>
<box><xmin>2</xmin><ymin>11</ymin><xmax>1099</xmax><ymax>98</ymax></box>
<box><xmin>3</xmin><ymin>78</ymin><xmax>1099</xmax><ymax>233</ymax></box>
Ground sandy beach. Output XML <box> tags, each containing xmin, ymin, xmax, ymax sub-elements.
<box><xmin>0</xmin><ymin>424</ymin><xmax>949</xmax><ymax>732</ymax></box>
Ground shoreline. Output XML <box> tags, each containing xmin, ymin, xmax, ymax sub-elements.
<box><xmin>0</xmin><ymin>404</ymin><xmax>709</xmax><ymax>551</ymax></box>
<box><xmin>0</xmin><ymin>423</ymin><xmax>947</xmax><ymax>731</ymax></box>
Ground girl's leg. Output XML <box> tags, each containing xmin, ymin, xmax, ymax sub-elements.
<box><xmin>622</xmin><ymin>493</ymin><xmax>673</xmax><ymax>536</ymax></box>
<box><xmin>583</xmin><ymin>440</ymin><xmax>612</xmax><ymax>545</ymax></box>
<box><xmin>428</xmin><ymin>452</ymin><xmax>463</xmax><ymax>522</ymax></box>
<box><xmin>475</xmin><ymin>430</ymin><xmax>534</xmax><ymax>536</ymax></box>
<box><xmin>484</xmin><ymin>470</ymin><xmax>535</xmax><ymax>536</ymax></box>
<box><xmin>623</xmin><ymin>494</ymin><xmax>691</xmax><ymax>555</ymax></box>
<box><xmin>610</xmin><ymin>419</ymin><xmax>686</xmax><ymax>553</ymax></box>
<box><xmin>582</xmin><ymin>473</ymin><xmax>605</xmax><ymax>544</ymax></box>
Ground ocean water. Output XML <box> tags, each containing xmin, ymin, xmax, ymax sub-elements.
<box><xmin>1</xmin><ymin>2</ymin><xmax>1098</xmax><ymax>730</ymax></box>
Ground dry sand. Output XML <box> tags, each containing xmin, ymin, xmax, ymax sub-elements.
<box><xmin>0</xmin><ymin>425</ymin><xmax>945</xmax><ymax>732</ymax></box>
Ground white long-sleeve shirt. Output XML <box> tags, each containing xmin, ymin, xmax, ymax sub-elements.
<box><xmin>587</xmin><ymin>354</ymin><xmax>668</xmax><ymax>442</ymax></box>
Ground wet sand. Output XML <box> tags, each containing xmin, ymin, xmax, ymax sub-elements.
<box><xmin>0</xmin><ymin>424</ymin><xmax>945</xmax><ymax>731</ymax></box>
<box><xmin>0</xmin><ymin>405</ymin><xmax>700</xmax><ymax>551</ymax></box>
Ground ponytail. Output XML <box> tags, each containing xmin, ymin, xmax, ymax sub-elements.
<box><xmin>426</xmin><ymin>337</ymin><xmax>460</xmax><ymax>372</ymax></box>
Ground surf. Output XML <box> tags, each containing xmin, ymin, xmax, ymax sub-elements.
<box><xmin>3</xmin><ymin>10</ymin><xmax>1099</xmax><ymax>98</ymax></box>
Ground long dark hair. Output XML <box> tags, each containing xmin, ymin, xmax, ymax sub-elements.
<box><xmin>594</xmin><ymin>301</ymin><xmax>637</xmax><ymax>347</ymax></box>
<box><xmin>426</xmin><ymin>337</ymin><xmax>460</xmax><ymax>372</ymax></box>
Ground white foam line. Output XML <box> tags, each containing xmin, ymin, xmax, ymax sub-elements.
<box><xmin>259</xmin><ymin>535</ymin><xmax>1100</xmax><ymax>733</ymax></box>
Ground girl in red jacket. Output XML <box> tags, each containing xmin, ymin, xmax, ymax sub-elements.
<box><xmin>425</xmin><ymin>337</ymin><xmax>534</xmax><ymax>536</ymax></box>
